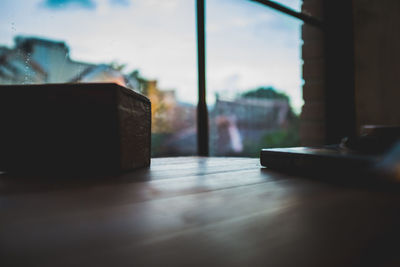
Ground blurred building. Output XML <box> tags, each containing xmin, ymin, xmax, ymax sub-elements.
<box><xmin>0</xmin><ymin>35</ymin><xmax>198</xmax><ymax>157</ymax></box>
<box><xmin>0</xmin><ymin>36</ymin><xmax>93</xmax><ymax>84</ymax></box>
<box><xmin>0</xmin><ymin>35</ymin><xmax>294</xmax><ymax>157</ymax></box>
<box><xmin>0</xmin><ymin>45</ymin><xmax>47</xmax><ymax>84</ymax></box>
<box><xmin>0</xmin><ymin>36</ymin><xmax>142</xmax><ymax>88</ymax></box>
<box><xmin>210</xmin><ymin>96</ymin><xmax>291</xmax><ymax>155</ymax></box>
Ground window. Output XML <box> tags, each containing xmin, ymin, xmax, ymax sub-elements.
<box><xmin>206</xmin><ymin>0</ymin><xmax>303</xmax><ymax>157</ymax></box>
<box><xmin>0</xmin><ymin>0</ymin><xmax>197</xmax><ymax>157</ymax></box>
<box><xmin>0</xmin><ymin>0</ymin><xmax>309</xmax><ymax>157</ymax></box>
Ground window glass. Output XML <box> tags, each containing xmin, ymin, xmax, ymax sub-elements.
<box><xmin>0</xmin><ymin>0</ymin><xmax>197</xmax><ymax>157</ymax></box>
<box><xmin>207</xmin><ymin>0</ymin><xmax>303</xmax><ymax>157</ymax></box>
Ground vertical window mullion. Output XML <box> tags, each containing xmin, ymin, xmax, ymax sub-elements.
<box><xmin>196</xmin><ymin>0</ymin><xmax>209</xmax><ymax>156</ymax></box>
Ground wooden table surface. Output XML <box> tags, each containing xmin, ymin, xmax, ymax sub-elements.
<box><xmin>1</xmin><ymin>157</ymin><xmax>400</xmax><ymax>267</ymax></box>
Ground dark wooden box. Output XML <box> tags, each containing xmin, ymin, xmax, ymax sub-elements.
<box><xmin>0</xmin><ymin>83</ymin><xmax>151</xmax><ymax>173</ymax></box>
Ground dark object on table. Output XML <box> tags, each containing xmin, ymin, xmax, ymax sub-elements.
<box><xmin>0</xmin><ymin>83</ymin><xmax>151</xmax><ymax>173</ymax></box>
<box><xmin>260</xmin><ymin>125</ymin><xmax>400</xmax><ymax>180</ymax></box>
<box><xmin>260</xmin><ymin>146</ymin><xmax>378</xmax><ymax>177</ymax></box>
<box><xmin>340</xmin><ymin>125</ymin><xmax>400</xmax><ymax>154</ymax></box>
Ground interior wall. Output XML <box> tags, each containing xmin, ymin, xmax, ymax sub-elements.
<box><xmin>353</xmin><ymin>0</ymin><xmax>400</xmax><ymax>132</ymax></box>
<box><xmin>300</xmin><ymin>0</ymin><xmax>326</xmax><ymax>146</ymax></box>
<box><xmin>301</xmin><ymin>0</ymin><xmax>356</xmax><ymax>145</ymax></box>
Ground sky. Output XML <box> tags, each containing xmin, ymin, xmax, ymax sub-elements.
<box><xmin>0</xmin><ymin>0</ymin><xmax>303</xmax><ymax>112</ymax></box>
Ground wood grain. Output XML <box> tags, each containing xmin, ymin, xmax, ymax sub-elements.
<box><xmin>1</xmin><ymin>157</ymin><xmax>400</xmax><ymax>267</ymax></box>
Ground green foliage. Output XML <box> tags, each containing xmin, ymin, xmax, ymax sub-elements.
<box><xmin>241</xmin><ymin>123</ymin><xmax>300</xmax><ymax>158</ymax></box>
<box><xmin>127</xmin><ymin>70</ymin><xmax>148</xmax><ymax>94</ymax></box>
<box><xmin>151</xmin><ymin>133</ymin><xmax>169</xmax><ymax>157</ymax></box>
<box><xmin>260</xmin><ymin>106</ymin><xmax>300</xmax><ymax>151</ymax></box>
<box><xmin>241</xmin><ymin>86</ymin><xmax>289</xmax><ymax>101</ymax></box>
<box><xmin>238</xmin><ymin>86</ymin><xmax>300</xmax><ymax>157</ymax></box>
<box><xmin>261</xmin><ymin>127</ymin><xmax>300</xmax><ymax>148</ymax></box>
<box><xmin>109</xmin><ymin>61</ymin><xmax>126</xmax><ymax>71</ymax></box>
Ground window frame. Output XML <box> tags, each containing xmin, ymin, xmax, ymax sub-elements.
<box><xmin>196</xmin><ymin>0</ymin><xmax>323</xmax><ymax>155</ymax></box>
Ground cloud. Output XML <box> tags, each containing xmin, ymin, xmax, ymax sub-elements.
<box><xmin>41</xmin><ymin>0</ymin><xmax>96</xmax><ymax>10</ymax></box>
<box><xmin>109</xmin><ymin>0</ymin><xmax>130</xmax><ymax>7</ymax></box>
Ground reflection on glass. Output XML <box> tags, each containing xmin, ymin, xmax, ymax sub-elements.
<box><xmin>207</xmin><ymin>0</ymin><xmax>302</xmax><ymax>157</ymax></box>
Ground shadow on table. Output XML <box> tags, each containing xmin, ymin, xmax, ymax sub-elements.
<box><xmin>0</xmin><ymin>167</ymin><xmax>152</xmax><ymax>195</ymax></box>
<box><xmin>259</xmin><ymin>165</ymin><xmax>400</xmax><ymax>194</ymax></box>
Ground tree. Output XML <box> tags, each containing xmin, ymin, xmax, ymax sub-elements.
<box><xmin>242</xmin><ymin>86</ymin><xmax>289</xmax><ymax>101</ymax></box>
<box><xmin>127</xmin><ymin>70</ymin><xmax>175</xmax><ymax>133</ymax></box>
<box><xmin>241</xmin><ymin>86</ymin><xmax>300</xmax><ymax>154</ymax></box>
